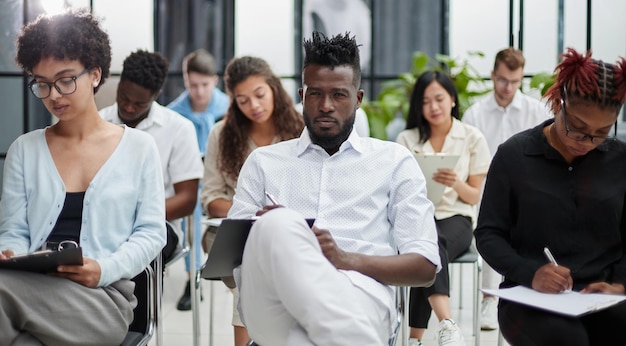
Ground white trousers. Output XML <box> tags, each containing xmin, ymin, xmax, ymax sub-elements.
<box><xmin>238</xmin><ymin>208</ymin><xmax>391</xmax><ymax>346</ymax></box>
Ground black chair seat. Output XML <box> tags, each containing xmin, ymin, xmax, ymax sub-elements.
<box><xmin>452</xmin><ymin>245</ymin><xmax>478</xmax><ymax>263</ymax></box>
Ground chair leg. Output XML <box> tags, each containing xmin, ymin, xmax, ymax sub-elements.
<box><xmin>473</xmin><ymin>261</ymin><xmax>480</xmax><ymax>346</ymax></box>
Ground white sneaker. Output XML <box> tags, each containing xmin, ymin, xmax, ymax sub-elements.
<box><xmin>437</xmin><ymin>319</ymin><xmax>465</xmax><ymax>346</ymax></box>
<box><xmin>481</xmin><ymin>296</ymin><xmax>499</xmax><ymax>330</ymax></box>
<box><xmin>408</xmin><ymin>338</ymin><xmax>423</xmax><ymax>346</ymax></box>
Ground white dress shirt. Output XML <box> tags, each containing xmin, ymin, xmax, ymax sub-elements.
<box><xmin>462</xmin><ymin>90</ymin><xmax>552</xmax><ymax>157</ymax></box>
<box><xmin>229</xmin><ymin>128</ymin><xmax>440</xmax><ymax>267</ymax></box>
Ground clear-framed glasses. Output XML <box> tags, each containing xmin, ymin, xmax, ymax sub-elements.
<box><xmin>560</xmin><ymin>99</ymin><xmax>616</xmax><ymax>144</ymax></box>
<box><xmin>28</xmin><ymin>69</ymin><xmax>90</xmax><ymax>99</ymax></box>
<box><xmin>42</xmin><ymin>240</ymin><xmax>79</xmax><ymax>252</ymax></box>
<box><xmin>494</xmin><ymin>76</ymin><xmax>522</xmax><ymax>88</ymax></box>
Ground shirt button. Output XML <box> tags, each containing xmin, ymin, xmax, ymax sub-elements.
<box><xmin>568</xmin><ymin>166</ymin><xmax>573</xmax><ymax>171</ymax></box>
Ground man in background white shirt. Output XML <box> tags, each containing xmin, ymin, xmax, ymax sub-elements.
<box><xmin>463</xmin><ymin>47</ymin><xmax>551</xmax><ymax>330</ymax></box>
<box><xmin>100</xmin><ymin>50</ymin><xmax>204</xmax><ymax>264</ymax></box>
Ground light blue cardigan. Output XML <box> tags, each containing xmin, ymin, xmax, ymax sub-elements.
<box><xmin>0</xmin><ymin>126</ymin><xmax>166</xmax><ymax>287</ymax></box>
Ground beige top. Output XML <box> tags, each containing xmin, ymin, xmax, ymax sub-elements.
<box><xmin>396</xmin><ymin>118</ymin><xmax>491</xmax><ymax>220</ymax></box>
<box><xmin>200</xmin><ymin>120</ymin><xmax>280</xmax><ymax>216</ymax></box>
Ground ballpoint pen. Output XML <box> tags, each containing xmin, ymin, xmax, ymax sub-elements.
<box><xmin>543</xmin><ymin>247</ymin><xmax>558</xmax><ymax>266</ymax></box>
<box><xmin>544</xmin><ymin>247</ymin><xmax>572</xmax><ymax>292</ymax></box>
<box><xmin>265</xmin><ymin>191</ymin><xmax>279</xmax><ymax>206</ymax></box>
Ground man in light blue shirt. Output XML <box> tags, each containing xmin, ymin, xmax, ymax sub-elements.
<box><xmin>167</xmin><ymin>49</ymin><xmax>229</xmax><ymax>310</ymax></box>
<box><xmin>168</xmin><ymin>49</ymin><xmax>229</xmax><ymax>156</ymax></box>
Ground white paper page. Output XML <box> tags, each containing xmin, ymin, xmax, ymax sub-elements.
<box><xmin>483</xmin><ymin>286</ymin><xmax>626</xmax><ymax>317</ymax></box>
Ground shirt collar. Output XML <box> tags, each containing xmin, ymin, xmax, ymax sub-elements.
<box><xmin>111</xmin><ymin>101</ymin><xmax>163</xmax><ymax>130</ymax></box>
<box><xmin>448</xmin><ymin>118</ymin><xmax>467</xmax><ymax>139</ymax></box>
<box><xmin>486</xmin><ymin>90</ymin><xmax>524</xmax><ymax>112</ymax></box>
<box><xmin>296</xmin><ymin>126</ymin><xmax>362</xmax><ymax>156</ymax></box>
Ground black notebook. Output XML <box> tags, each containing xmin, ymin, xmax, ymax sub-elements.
<box><xmin>0</xmin><ymin>247</ymin><xmax>83</xmax><ymax>273</ymax></box>
<box><xmin>201</xmin><ymin>218</ymin><xmax>315</xmax><ymax>280</ymax></box>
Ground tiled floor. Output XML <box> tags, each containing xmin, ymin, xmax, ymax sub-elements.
<box><xmin>153</xmin><ymin>257</ymin><xmax>508</xmax><ymax>346</ymax></box>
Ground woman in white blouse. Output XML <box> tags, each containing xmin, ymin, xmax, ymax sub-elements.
<box><xmin>396</xmin><ymin>71</ymin><xmax>491</xmax><ymax>346</ymax></box>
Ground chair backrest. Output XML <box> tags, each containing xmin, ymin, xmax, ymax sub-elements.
<box><xmin>163</xmin><ymin>220</ymin><xmax>189</xmax><ymax>268</ymax></box>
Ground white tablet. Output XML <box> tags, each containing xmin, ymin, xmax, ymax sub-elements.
<box><xmin>413</xmin><ymin>153</ymin><xmax>460</xmax><ymax>204</ymax></box>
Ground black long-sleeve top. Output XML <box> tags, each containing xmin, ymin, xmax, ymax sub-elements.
<box><xmin>475</xmin><ymin>119</ymin><xmax>626</xmax><ymax>291</ymax></box>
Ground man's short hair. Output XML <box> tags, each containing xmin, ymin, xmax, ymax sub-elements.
<box><xmin>303</xmin><ymin>32</ymin><xmax>361</xmax><ymax>88</ymax></box>
<box><xmin>183</xmin><ymin>49</ymin><xmax>217</xmax><ymax>76</ymax></box>
<box><xmin>120</xmin><ymin>50</ymin><xmax>169</xmax><ymax>94</ymax></box>
<box><xmin>494</xmin><ymin>47</ymin><xmax>525</xmax><ymax>72</ymax></box>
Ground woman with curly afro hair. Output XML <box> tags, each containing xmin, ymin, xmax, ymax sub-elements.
<box><xmin>0</xmin><ymin>9</ymin><xmax>166</xmax><ymax>345</ymax></box>
<box><xmin>475</xmin><ymin>48</ymin><xmax>626</xmax><ymax>345</ymax></box>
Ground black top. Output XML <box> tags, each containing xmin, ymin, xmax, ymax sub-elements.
<box><xmin>475</xmin><ymin>119</ymin><xmax>626</xmax><ymax>290</ymax></box>
<box><xmin>47</xmin><ymin>191</ymin><xmax>85</xmax><ymax>244</ymax></box>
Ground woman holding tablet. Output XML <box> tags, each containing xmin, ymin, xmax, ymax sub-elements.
<box><xmin>396</xmin><ymin>71</ymin><xmax>490</xmax><ymax>346</ymax></box>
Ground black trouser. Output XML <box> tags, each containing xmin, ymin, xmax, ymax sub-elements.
<box><xmin>499</xmin><ymin>298</ymin><xmax>626</xmax><ymax>346</ymax></box>
<box><xmin>409</xmin><ymin>215</ymin><xmax>473</xmax><ymax>328</ymax></box>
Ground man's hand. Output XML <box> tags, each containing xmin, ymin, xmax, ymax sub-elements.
<box><xmin>255</xmin><ymin>204</ymin><xmax>283</xmax><ymax>217</ymax></box>
<box><xmin>580</xmin><ymin>282</ymin><xmax>626</xmax><ymax>294</ymax></box>
<box><xmin>313</xmin><ymin>226</ymin><xmax>355</xmax><ymax>270</ymax></box>
<box><xmin>532</xmin><ymin>263</ymin><xmax>573</xmax><ymax>293</ymax></box>
<box><xmin>0</xmin><ymin>249</ymin><xmax>15</xmax><ymax>260</ymax></box>
<box><xmin>53</xmin><ymin>257</ymin><xmax>102</xmax><ymax>288</ymax></box>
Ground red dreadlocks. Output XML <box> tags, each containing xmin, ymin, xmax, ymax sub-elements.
<box><xmin>544</xmin><ymin>48</ymin><xmax>626</xmax><ymax>115</ymax></box>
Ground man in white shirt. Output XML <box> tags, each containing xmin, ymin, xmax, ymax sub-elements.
<box><xmin>228</xmin><ymin>32</ymin><xmax>441</xmax><ymax>345</ymax></box>
<box><xmin>462</xmin><ymin>47</ymin><xmax>551</xmax><ymax>330</ymax></box>
<box><xmin>100</xmin><ymin>50</ymin><xmax>204</xmax><ymax>264</ymax></box>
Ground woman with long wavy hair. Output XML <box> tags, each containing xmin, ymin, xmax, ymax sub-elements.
<box><xmin>200</xmin><ymin>56</ymin><xmax>304</xmax><ymax>346</ymax></box>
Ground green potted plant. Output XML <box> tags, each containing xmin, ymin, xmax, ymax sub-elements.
<box><xmin>362</xmin><ymin>51</ymin><xmax>492</xmax><ymax>140</ymax></box>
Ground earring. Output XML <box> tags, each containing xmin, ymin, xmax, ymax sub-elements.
<box><xmin>452</xmin><ymin>102</ymin><xmax>456</xmax><ymax>107</ymax></box>
<box><xmin>93</xmin><ymin>81</ymin><xmax>99</xmax><ymax>87</ymax></box>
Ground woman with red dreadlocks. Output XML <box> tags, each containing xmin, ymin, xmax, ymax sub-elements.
<box><xmin>475</xmin><ymin>48</ymin><xmax>626</xmax><ymax>345</ymax></box>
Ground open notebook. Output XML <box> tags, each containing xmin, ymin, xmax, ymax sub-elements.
<box><xmin>413</xmin><ymin>153</ymin><xmax>460</xmax><ymax>204</ymax></box>
<box><xmin>482</xmin><ymin>286</ymin><xmax>626</xmax><ymax>317</ymax></box>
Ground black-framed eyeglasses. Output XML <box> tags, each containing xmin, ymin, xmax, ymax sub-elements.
<box><xmin>28</xmin><ymin>69</ymin><xmax>90</xmax><ymax>99</ymax></box>
<box><xmin>560</xmin><ymin>99</ymin><xmax>616</xmax><ymax>144</ymax></box>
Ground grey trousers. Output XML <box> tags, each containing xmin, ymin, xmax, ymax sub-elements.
<box><xmin>0</xmin><ymin>270</ymin><xmax>136</xmax><ymax>346</ymax></box>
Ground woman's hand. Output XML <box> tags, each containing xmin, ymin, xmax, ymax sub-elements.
<box><xmin>433</xmin><ymin>168</ymin><xmax>459</xmax><ymax>188</ymax></box>
<box><xmin>53</xmin><ymin>257</ymin><xmax>102</xmax><ymax>288</ymax></box>
<box><xmin>580</xmin><ymin>282</ymin><xmax>625</xmax><ymax>294</ymax></box>
<box><xmin>0</xmin><ymin>249</ymin><xmax>14</xmax><ymax>260</ymax></box>
<box><xmin>532</xmin><ymin>263</ymin><xmax>573</xmax><ymax>293</ymax></box>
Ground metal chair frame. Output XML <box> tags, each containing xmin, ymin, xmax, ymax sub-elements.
<box><xmin>450</xmin><ymin>243</ymin><xmax>482</xmax><ymax>346</ymax></box>
<box><xmin>120</xmin><ymin>253</ymin><xmax>162</xmax><ymax>346</ymax></box>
